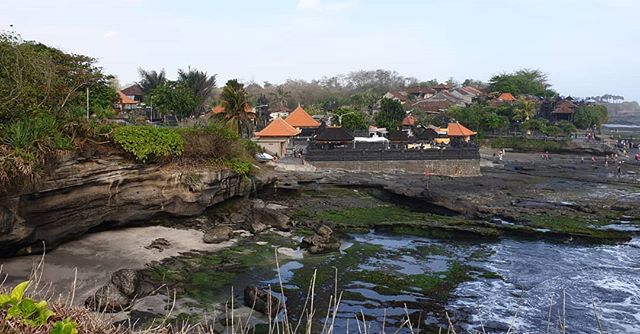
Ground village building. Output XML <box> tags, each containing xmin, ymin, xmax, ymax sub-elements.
<box><xmin>115</xmin><ymin>91</ymin><xmax>139</xmax><ymax>112</ymax></box>
<box><xmin>406</xmin><ymin>86</ymin><xmax>436</xmax><ymax>100</ymax></box>
<box><xmin>497</xmin><ymin>92</ymin><xmax>517</xmax><ymax>103</ymax></box>
<box><xmin>120</xmin><ymin>83</ymin><xmax>144</xmax><ymax>103</ymax></box>
<box><xmin>285</xmin><ymin>105</ymin><xmax>321</xmax><ymax>137</ymax></box>
<box><xmin>383</xmin><ymin>91</ymin><xmax>410</xmax><ymax>105</ymax></box>
<box><xmin>211</xmin><ymin>104</ymin><xmax>257</xmax><ymax>120</ymax></box>
<box><xmin>254</xmin><ymin>117</ymin><xmax>301</xmax><ymax>157</ymax></box>
<box><xmin>447</xmin><ymin>122</ymin><xmax>477</xmax><ymax>143</ymax></box>
<box><xmin>312</xmin><ymin>126</ymin><xmax>355</xmax><ymax>149</ymax></box>
<box><xmin>550</xmin><ymin>100</ymin><xmax>576</xmax><ymax>121</ymax></box>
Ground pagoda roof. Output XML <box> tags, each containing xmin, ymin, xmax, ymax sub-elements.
<box><xmin>447</xmin><ymin>122</ymin><xmax>477</xmax><ymax>137</ymax></box>
<box><xmin>117</xmin><ymin>91</ymin><xmax>138</xmax><ymax>105</ymax></box>
<box><xmin>256</xmin><ymin>118</ymin><xmax>301</xmax><ymax>137</ymax></box>
<box><xmin>285</xmin><ymin>105</ymin><xmax>320</xmax><ymax>128</ymax></box>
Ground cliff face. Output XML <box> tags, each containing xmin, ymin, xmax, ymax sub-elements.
<box><xmin>0</xmin><ymin>156</ymin><xmax>274</xmax><ymax>257</ymax></box>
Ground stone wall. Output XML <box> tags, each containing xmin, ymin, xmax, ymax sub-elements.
<box><xmin>309</xmin><ymin>159</ymin><xmax>480</xmax><ymax>177</ymax></box>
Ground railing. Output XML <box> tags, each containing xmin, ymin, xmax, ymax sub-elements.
<box><xmin>304</xmin><ymin>147</ymin><xmax>480</xmax><ymax>161</ymax></box>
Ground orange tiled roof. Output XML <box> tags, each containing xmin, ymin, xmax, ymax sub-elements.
<box><xmin>498</xmin><ymin>92</ymin><xmax>516</xmax><ymax>102</ymax></box>
<box><xmin>285</xmin><ymin>105</ymin><xmax>320</xmax><ymax>128</ymax></box>
<box><xmin>447</xmin><ymin>122</ymin><xmax>477</xmax><ymax>137</ymax></box>
<box><xmin>118</xmin><ymin>91</ymin><xmax>138</xmax><ymax>105</ymax></box>
<box><xmin>211</xmin><ymin>104</ymin><xmax>255</xmax><ymax>114</ymax></box>
<box><xmin>256</xmin><ymin>118</ymin><xmax>301</xmax><ymax>137</ymax></box>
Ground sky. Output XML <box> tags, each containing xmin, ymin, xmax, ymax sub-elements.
<box><xmin>2</xmin><ymin>0</ymin><xmax>640</xmax><ymax>100</ymax></box>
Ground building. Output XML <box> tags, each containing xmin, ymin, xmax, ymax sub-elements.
<box><xmin>285</xmin><ymin>105</ymin><xmax>321</xmax><ymax>137</ymax></box>
<box><xmin>447</xmin><ymin>122</ymin><xmax>477</xmax><ymax>143</ymax></box>
<box><xmin>551</xmin><ymin>100</ymin><xmax>576</xmax><ymax>121</ymax></box>
<box><xmin>255</xmin><ymin>118</ymin><xmax>301</xmax><ymax>157</ymax></box>
<box><xmin>497</xmin><ymin>92</ymin><xmax>517</xmax><ymax>103</ymax></box>
<box><xmin>120</xmin><ymin>84</ymin><xmax>144</xmax><ymax>103</ymax></box>
<box><xmin>115</xmin><ymin>91</ymin><xmax>139</xmax><ymax>112</ymax></box>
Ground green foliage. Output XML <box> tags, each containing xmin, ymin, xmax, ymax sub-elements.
<box><xmin>1</xmin><ymin>114</ymin><xmax>59</xmax><ymax>150</ymax></box>
<box><xmin>113</xmin><ymin>126</ymin><xmax>184</xmax><ymax>162</ymax></box>
<box><xmin>521</xmin><ymin>118</ymin><xmax>549</xmax><ymax>135</ymax></box>
<box><xmin>487</xmin><ymin>137</ymin><xmax>568</xmax><ymax>152</ymax></box>
<box><xmin>542</xmin><ymin>125</ymin><xmax>563</xmax><ymax>137</ymax></box>
<box><xmin>51</xmin><ymin>318</ymin><xmax>78</xmax><ymax>334</ymax></box>
<box><xmin>557</xmin><ymin>120</ymin><xmax>577</xmax><ymax>135</ymax></box>
<box><xmin>228</xmin><ymin>158</ymin><xmax>252</xmax><ymax>175</ymax></box>
<box><xmin>89</xmin><ymin>83</ymin><xmax>118</xmax><ymax>114</ymax></box>
<box><xmin>333</xmin><ymin>107</ymin><xmax>368</xmax><ymax>130</ymax></box>
<box><xmin>488</xmin><ymin>69</ymin><xmax>557</xmax><ymax>97</ymax></box>
<box><xmin>0</xmin><ymin>31</ymin><xmax>113</xmax><ymax>124</ymax></box>
<box><xmin>150</xmin><ymin>82</ymin><xmax>199</xmax><ymax>119</ymax></box>
<box><xmin>573</xmin><ymin>104</ymin><xmax>608</xmax><ymax>129</ymax></box>
<box><xmin>177</xmin><ymin>67</ymin><xmax>216</xmax><ymax>115</ymax></box>
<box><xmin>0</xmin><ymin>281</ymin><xmax>56</xmax><ymax>328</ymax></box>
<box><xmin>376</xmin><ymin>98</ymin><xmax>405</xmax><ymax>130</ymax></box>
<box><xmin>219</xmin><ymin>79</ymin><xmax>254</xmax><ymax>138</ymax></box>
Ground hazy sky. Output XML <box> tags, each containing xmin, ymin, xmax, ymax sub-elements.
<box><xmin>3</xmin><ymin>0</ymin><xmax>639</xmax><ymax>100</ymax></box>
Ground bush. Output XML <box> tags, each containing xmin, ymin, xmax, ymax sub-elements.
<box><xmin>486</xmin><ymin>137</ymin><xmax>568</xmax><ymax>152</ymax></box>
<box><xmin>228</xmin><ymin>158</ymin><xmax>252</xmax><ymax>175</ymax></box>
<box><xmin>113</xmin><ymin>126</ymin><xmax>184</xmax><ymax>162</ymax></box>
<box><xmin>179</xmin><ymin>125</ymin><xmax>243</xmax><ymax>161</ymax></box>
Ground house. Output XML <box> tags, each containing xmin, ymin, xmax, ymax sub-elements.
<box><xmin>411</xmin><ymin>100</ymin><xmax>452</xmax><ymax>114</ymax></box>
<box><xmin>383</xmin><ymin>91</ymin><xmax>410</xmax><ymax>104</ymax></box>
<box><xmin>406</xmin><ymin>86</ymin><xmax>436</xmax><ymax>100</ymax></box>
<box><xmin>211</xmin><ymin>104</ymin><xmax>257</xmax><ymax>120</ymax></box>
<box><xmin>255</xmin><ymin>118</ymin><xmax>301</xmax><ymax>157</ymax></box>
<box><xmin>551</xmin><ymin>100</ymin><xmax>576</xmax><ymax>121</ymax></box>
<box><xmin>447</xmin><ymin>122</ymin><xmax>477</xmax><ymax>142</ymax></box>
<box><xmin>401</xmin><ymin>114</ymin><xmax>417</xmax><ymax>136</ymax></box>
<box><xmin>121</xmin><ymin>84</ymin><xmax>144</xmax><ymax>103</ymax></box>
<box><xmin>285</xmin><ymin>105</ymin><xmax>321</xmax><ymax>137</ymax></box>
<box><xmin>368</xmin><ymin>125</ymin><xmax>389</xmax><ymax>137</ymax></box>
<box><xmin>432</xmin><ymin>83</ymin><xmax>452</xmax><ymax>92</ymax></box>
<box><xmin>312</xmin><ymin>126</ymin><xmax>355</xmax><ymax>149</ymax></box>
<box><xmin>497</xmin><ymin>92</ymin><xmax>517</xmax><ymax>103</ymax></box>
<box><xmin>115</xmin><ymin>91</ymin><xmax>139</xmax><ymax>112</ymax></box>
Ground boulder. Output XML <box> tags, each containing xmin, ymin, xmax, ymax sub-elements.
<box><xmin>85</xmin><ymin>283</ymin><xmax>130</xmax><ymax>312</ymax></box>
<box><xmin>229</xmin><ymin>212</ymin><xmax>246</xmax><ymax>225</ymax></box>
<box><xmin>203</xmin><ymin>226</ymin><xmax>234</xmax><ymax>243</ymax></box>
<box><xmin>300</xmin><ymin>225</ymin><xmax>340</xmax><ymax>254</ymax></box>
<box><xmin>243</xmin><ymin>285</ymin><xmax>280</xmax><ymax>315</ymax></box>
<box><xmin>248</xmin><ymin>221</ymin><xmax>269</xmax><ymax>234</ymax></box>
<box><xmin>111</xmin><ymin>268</ymin><xmax>139</xmax><ymax>297</ymax></box>
<box><xmin>248</xmin><ymin>207</ymin><xmax>291</xmax><ymax>231</ymax></box>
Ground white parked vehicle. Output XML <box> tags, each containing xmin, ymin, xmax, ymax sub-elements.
<box><xmin>255</xmin><ymin>152</ymin><xmax>274</xmax><ymax>163</ymax></box>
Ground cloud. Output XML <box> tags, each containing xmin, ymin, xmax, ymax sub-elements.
<box><xmin>297</xmin><ymin>0</ymin><xmax>357</xmax><ymax>12</ymax></box>
<box><xmin>103</xmin><ymin>30</ymin><xmax>118</xmax><ymax>39</ymax></box>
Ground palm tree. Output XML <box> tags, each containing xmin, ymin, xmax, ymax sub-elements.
<box><xmin>177</xmin><ymin>68</ymin><xmax>216</xmax><ymax>115</ymax></box>
<box><xmin>137</xmin><ymin>68</ymin><xmax>167</xmax><ymax>96</ymax></box>
<box><xmin>220</xmin><ymin>79</ymin><xmax>253</xmax><ymax>138</ymax></box>
<box><xmin>514</xmin><ymin>98</ymin><xmax>537</xmax><ymax>122</ymax></box>
<box><xmin>269</xmin><ymin>86</ymin><xmax>291</xmax><ymax>110</ymax></box>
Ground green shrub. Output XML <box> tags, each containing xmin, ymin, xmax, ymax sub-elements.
<box><xmin>113</xmin><ymin>126</ymin><xmax>184</xmax><ymax>162</ymax></box>
<box><xmin>486</xmin><ymin>137</ymin><xmax>568</xmax><ymax>152</ymax></box>
<box><xmin>229</xmin><ymin>158</ymin><xmax>252</xmax><ymax>175</ymax></box>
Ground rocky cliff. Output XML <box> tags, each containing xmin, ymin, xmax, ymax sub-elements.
<box><xmin>0</xmin><ymin>156</ymin><xmax>275</xmax><ymax>257</ymax></box>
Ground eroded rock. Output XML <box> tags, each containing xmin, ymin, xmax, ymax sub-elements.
<box><xmin>243</xmin><ymin>285</ymin><xmax>280</xmax><ymax>315</ymax></box>
<box><xmin>203</xmin><ymin>226</ymin><xmax>234</xmax><ymax>243</ymax></box>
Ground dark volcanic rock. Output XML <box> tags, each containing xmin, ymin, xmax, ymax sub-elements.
<box><xmin>248</xmin><ymin>207</ymin><xmax>291</xmax><ymax>231</ymax></box>
<box><xmin>85</xmin><ymin>283</ymin><xmax>130</xmax><ymax>312</ymax></box>
<box><xmin>144</xmin><ymin>238</ymin><xmax>171</xmax><ymax>252</ymax></box>
<box><xmin>111</xmin><ymin>268</ymin><xmax>139</xmax><ymax>297</ymax></box>
<box><xmin>300</xmin><ymin>225</ymin><xmax>340</xmax><ymax>254</ymax></box>
<box><xmin>203</xmin><ymin>225</ymin><xmax>234</xmax><ymax>243</ymax></box>
<box><xmin>243</xmin><ymin>285</ymin><xmax>280</xmax><ymax>315</ymax></box>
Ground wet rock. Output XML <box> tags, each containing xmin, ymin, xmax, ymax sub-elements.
<box><xmin>300</xmin><ymin>225</ymin><xmax>340</xmax><ymax>254</ymax></box>
<box><xmin>243</xmin><ymin>285</ymin><xmax>280</xmax><ymax>315</ymax></box>
<box><xmin>129</xmin><ymin>294</ymin><xmax>169</xmax><ymax>322</ymax></box>
<box><xmin>265</xmin><ymin>203</ymin><xmax>288</xmax><ymax>211</ymax></box>
<box><xmin>248</xmin><ymin>207</ymin><xmax>291</xmax><ymax>231</ymax></box>
<box><xmin>145</xmin><ymin>238</ymin><xmax>171</xmax><ymax>252</ymax></box>
<box><xmin>229</xmin><ymin>213</ymin><xmax>246</xmax><ymax>225</ymax></box>
<box><xmin>85</xmin><ymin>283</ymin><xmax>130</xmax><ymax>312</ymax></box>
<box><xmin>203</xmin><ymin>226</ymin><xmax>234</xmax><ymax>243</ymax></box>
<box><xmin>248</xmin><ymin>221</ymin><xmax>269</xmax><ymax>234</ymax></box>
<box><xmin>111</xmin><ymin>268</ymin><xmax>139</xmax><ymax>297</ymax></box>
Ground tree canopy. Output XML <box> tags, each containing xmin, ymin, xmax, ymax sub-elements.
<box><xmin>375</xmin><ymin>98</ymin><xmax>405</xmax><ymax>130</ymax></box>
<box><xmin>488</xmin><ymin>69</ymin><xmax>556</xmax><ymax>97</ymax></box>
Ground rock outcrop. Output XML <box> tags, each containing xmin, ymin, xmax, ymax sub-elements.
<box><xmin>0</xmin><ymin>155</ymin><xmax>275</xmax><ymax>257</ymax></box>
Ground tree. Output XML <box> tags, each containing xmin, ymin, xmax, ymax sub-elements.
<box><xmin>269</xmin><ymin>87</ymin><xmax>291</xmax><ymax>110</ymax></box>
<box><xmin>483</xmin><ymin>113</ymin><xmax>509</xmax><ymax>134</ymax></box>
<box><xmin>219</xmin><ymin>79</ymin><xmax>253</xmax><ymax>138</ymax></box>
<box><xmin>333</xmin><ymin>108</ymin><xmax>367</xmax><ymax>131</ymax></box>
<box><xmin>0</xmin><ymin>31</ymin><xmax>113</xmax><ymax>123</ymax></box>
<box><xmin>521</xmin><ymin>118</ymin><xmax>548</xmax><ymax>136</ymax></box>
<box><xmin>488</xmin><ymin>69</ymin><xmax>556</xmax><ymax>97</ymax></box>
<box><xmin>177</xmin><ymin>68</ymin><xmax>216</xmax><ymax>115</ymax></box>
<box><xmin>375</xmin><ymin>98</ymin><xmax>405</xmax><ymax>130</ymax></box>
<box><xmin>138</xmin><ymin>69</ymin><xmax>167</xmax><ymax>96</ymax></box>
<box><xmin>513</xmin><ymin>99</ymin><xmax>537</xmax><ymax>122</ymax></box>
<box><xmin>150</xmin><ymin>82</ymin><xmax>199</xmax><ymax>119</ymax></box>
<box><xmin>557</xmin><ymin>120</ymin><xmax>577</xmax><ymax>136</ymax></box>
<box><xmin>574</xmin><ymin>105</ymin><xmax>608</xmax><ymax>130</ymax></box>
